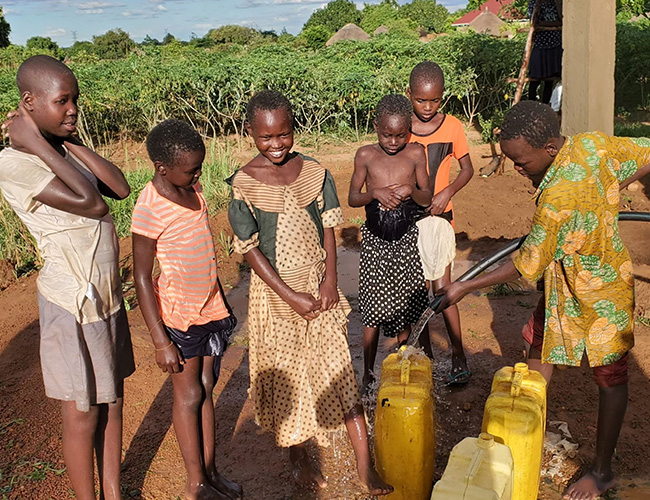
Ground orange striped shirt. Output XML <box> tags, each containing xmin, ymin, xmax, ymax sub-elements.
<box><xmin>131</xmin><ymin>181</ymin><xmax>229</xmax><ymax>331</ymax></box>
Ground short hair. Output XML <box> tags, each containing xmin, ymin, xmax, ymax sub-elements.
<box><xmin>500</xmin><ymin>101</ymin><xmax>560</xmax><ymax>149</ymax></box>
<box><xmin>16</xmin><ymin>55</ymin><xmax>76</xmax><ymax>94</ymax></box>
<box><xmin>146</xmin><ymin>119</ymin><xmax>205</xmax><ymax>166</ymax></box>
<box><xmin>409</xmin><ymin>61</ymin><xmax>445</xmax><ymax>89</ymax></box>
<box><xmin>246</xmin><ymin>89</ymin><xmax>293</xmax><ymax>124</ymax></box>
<box><xmin>375</xmin><ymin>94</ymin><xmax>413</xmax><ymax>125</ymax></box>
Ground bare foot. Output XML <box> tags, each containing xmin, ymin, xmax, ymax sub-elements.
<box><xmin>358</xmin><ymin>464</ymin><xmax>393</xmax><ymax>496</ymax></box>
<box><xmin>207</xmin><ymin>467</ymin><xmax>243</xmax><ymax>500</ymax></box>
<box><xmin>185</xmin><ymin>481</ymin><xmax>231</xmax><ymax>500</ymax></box>
<box><xmin>563</xmin><ymin>471</ymin><xmax>616</xmax><ymax>500</ymax></box>
<box><xmin>290</xmin><ymin>449</ymin><xmax>327</xmax><ymax>489</ymax></box>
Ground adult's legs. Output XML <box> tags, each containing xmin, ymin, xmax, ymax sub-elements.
<box><xmin>344</xmin><ymin>404</ymin><xmax>393</xmax><ymax>496</ymax></box>
<box><xmin>170</xmin><ymin>356</ymin><xmax>229</xmax><ymax>500</ymax></box>
<box><xmin>94</xmin><ymin>388</ymin><xmax>124</xmax><ymax>500</ymax></box>
<box><xmin>200</xmin><ymin>357</ymin><xmax>242</xmax><ymax>500</ymax></box>
<box><xmin>541</xmin><ymin>79</ymin><xmax>555</xmax><ymax>105</ymax></box>
<box><xmin>62</xmin><ymin>401</ymin><xmax>100</xmax><ymax>500</ymax></box>
<box><xmin>529</xmin><ymin>80</ymin><xmax>541</xmax><ymax>101</ymax></box>
<box><xmin>362</xmin><ymin>326</ymin><xmax>380</xmax><ymax>395</ymax></box>
<box><xmin>434</xmin><ymin>266</ymin><xmax>469</xmax><ymax>383</ymax></box>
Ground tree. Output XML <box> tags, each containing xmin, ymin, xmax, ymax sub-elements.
<box><xmin>399</xmin><ymin>0</ymin><xmax>450</xmax><ymax>33</ymax></box>
<box><xmin>297</xmin><ymin>25</ymin><xmax>331</xmax><ymax>50</ymax></box>
<box><xmin>617</xmin><ymin>0</ymin><xmax>650</xmax><ymax>18</ymax></box>
<box><xmin>142</xmin><ymin>35</ymin><xmax>161</xmax><ymax>46</ymax></box>
<box><xmin>303</xmin><ymin>0</ymin><xmax>361</xmax><ymax>33</ymax></box>
<box><xmin>360</xmin><ymin>0</ymin><xmax>400</xmax><ymax>33</ymax></box>
<box><xmin>206</xmin><ymin>25</ymin><xmax>260</xmax><ymax>45</ymax></box>
<box><xmin>26</xmin><ymin>36</ymin><xmax>59</xmax><ymax>53</ymax></box>
<box><xmin>162</xmin><ymin>33</ymin><xmax>176</xmax><ymax>45</ymax></box>
<box><xmin>0</xmin><ymin>7</ymin><xmax>10</xmax><ymax>48</ymax></box>
<box><xmin>92</xmin><ymin>28</ymin><xmax>135</xmax><ymax>59</ymax></box>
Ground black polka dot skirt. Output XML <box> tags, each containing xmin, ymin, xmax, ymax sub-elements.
<box><xmin>359</xmin><ymin>223</ymin><xmax>429</xmax><ymax>337</ymax></box>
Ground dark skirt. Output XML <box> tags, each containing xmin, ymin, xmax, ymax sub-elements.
<box><xmin>359</xmin><ymin>223</ymin><xmax>428</xmax><ymax>337</ymax></box>
<box><xmin>528</xmin><ymin>45</ymin><xmax>562</xmax><ymax>80</ymax></box>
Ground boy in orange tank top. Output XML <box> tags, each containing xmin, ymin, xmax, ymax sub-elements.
<box><xmin>407</xmin><ymin>61</ymin><xmax>474</xmax><ymax>385</ymax></box>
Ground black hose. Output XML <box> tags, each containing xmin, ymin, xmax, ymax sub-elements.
<box><xmin>426</xmin><ymin>211</ymin><xmax>650</xmax><ymax>311</ymax></box>
<box><xmin>407</xmin><ymin>211</ymin><xmax>650</xmax><ymax>346</ymax></box>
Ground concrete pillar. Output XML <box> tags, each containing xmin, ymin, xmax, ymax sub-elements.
<box><xmin>562</xmin><ymin>0</ymin><xmax>616</xmax><ymax>135</ymax></box>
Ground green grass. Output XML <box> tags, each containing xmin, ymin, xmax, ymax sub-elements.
<box><xmin>0</xmin><ymin>198</ymin><xmax>39</xmax><ymax>277</ymax></box>
<box><xmin>614</xmin><ymin>121</ymin><xmax>650</xmax><ymax>138</ymax></box>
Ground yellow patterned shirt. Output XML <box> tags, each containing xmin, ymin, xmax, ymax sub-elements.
<box><xmin>513</xmin><ymin>132</ymin><xmax>650</xmax><ymax>367</ymax></box>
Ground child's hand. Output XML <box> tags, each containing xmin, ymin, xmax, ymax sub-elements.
<box><xmin>288</xmin><ymin>291</ymin><xmax>321</xmax><ymax>321</ymax></box>
<box><xmin>319</xmin><ymin>279</ymin><xmax>339</xmax><ymax>311</ymax></box>
<box><xmin>428</xmin><ymin>188</ymin><xmax>452</xmax><ymax>215</ymax></box>
<box><xmin>373</xmin><ymin>187</ymin><xmax>400</xmax><ymax>210</ymax></box>
<box><xmin>1</xmin><ymin>106</ymin><xmax>45</xmax><ymax>154</ymax></box>
<box><xmin>391</xmin><ymin>184</ymin><xmax>413</xmax><ymax>200</ymax></box>
<box><xmin>154</xmin><ymin>343</ymin><xmax>185</xmax><ymax>374</ymax></box>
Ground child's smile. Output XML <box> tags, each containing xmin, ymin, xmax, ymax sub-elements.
<box><xmin>248</xmin><ymin>109</ymin><xmax>294</xmax><ymax>165</ymax></box>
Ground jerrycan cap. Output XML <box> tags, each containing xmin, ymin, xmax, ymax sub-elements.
<box><xmin>477</xmin><ymin>433</ymin><xmax>495</xmax><ymax>449</ymax></box>
<box><xmin>514</xmin><ymin>362</ymin><xmax>529</xmax><ymax>374</ymax></box>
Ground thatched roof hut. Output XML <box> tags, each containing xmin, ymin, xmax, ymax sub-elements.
<box><xmin>326</xmin><ymin>23</ymin><xmax>370</xmax><ymax>46</ymax></box>
<box><xmin>469</xmin><ymin>9</ymin><xmax>508</xmax><ymax>36</ymax></box>
<box><xmin>373</xmin><ymin>25</ymin><xmax>389</xmax><ymax>35</ymax></box>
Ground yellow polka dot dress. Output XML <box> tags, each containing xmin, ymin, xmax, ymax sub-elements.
<box><xmin>228</xmin><ymin>155</ymin><xmax>361</xmax><ymax>447</ymax></box>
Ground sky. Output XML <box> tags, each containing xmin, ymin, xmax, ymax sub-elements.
<box><xmin>2</xmin><ymin>0</ymin><xmax>469</xmax><ymax>47</ymax></box>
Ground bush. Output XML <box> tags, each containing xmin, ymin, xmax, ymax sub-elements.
<box><xmin>0</xmin><ymin>32</ymin><xmax>524</xmax><ymax>142</ymax></box>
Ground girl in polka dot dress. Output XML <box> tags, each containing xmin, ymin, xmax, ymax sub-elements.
<box><xmin>228</xmin><ymin>90</ymin><xmax>392</xmax><ymax>496</ymax></box>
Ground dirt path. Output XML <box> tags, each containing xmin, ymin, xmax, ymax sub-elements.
<box><xmin>2</xmin><ymin>138</ymin><xmax>650</xmax><ymax>499</ymax></box>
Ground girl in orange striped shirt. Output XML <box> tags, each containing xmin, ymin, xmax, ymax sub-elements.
<box><xmin>132</xmin><ymin>119</ymin><xmax>241</xmax><ymax>500</ymax></box>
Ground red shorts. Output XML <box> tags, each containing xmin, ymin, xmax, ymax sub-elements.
<box><xmin>522</xmin><ymin>295</ymin><xmax>629</xmax><ymax>388</ymax></box>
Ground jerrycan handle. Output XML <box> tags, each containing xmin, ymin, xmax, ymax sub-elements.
<box><xmin>400</xmin><ymin>358</ymin><xmax>411</xmax><ymax>385</ymax></box>
<box><xmin>510</xmin><ymin>363</ymin><xmax>529</xmax><ymax>398</ymax></box>
<box><xmin>466</xmin><ymin>433</ymin><xmax>495</xmax><ymax>483</ymax></box>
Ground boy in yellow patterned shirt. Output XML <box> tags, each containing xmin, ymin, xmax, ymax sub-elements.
<box><xmin>438</xmin><ymin>101</ymin><xmax>650</xmax><ymax>500</ymax></box>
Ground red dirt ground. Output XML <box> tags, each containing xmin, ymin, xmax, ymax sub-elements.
<box><xmin>1</xmin><ymin>136</ymin><xmax>650</xmax><ymax>500</ymax></box>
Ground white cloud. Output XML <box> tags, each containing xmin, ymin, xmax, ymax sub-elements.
<box><xmin>76</xmin><ymin>1</ymin><xmax>124</xmax><ymax>15</ymax></box>
<box><xmin>239</xmin><ymin>0</ymin><xmax>325</xmax><ymax>8</ymax></box>
<box><xmin>193</xmin><ymin>23</ymin><xmax>213</xmax><ymax>30</ymax></box>
<box><xmin>157</xmin><ymin>4</ymin><xmax>167</xmax><ymax>11</ymax></box>
<box><xmin>78</xmin><ymin>1</ymin><xmax>113</xmax><ymax>8</ymax></box>
<box><xmin>42</xmin><ymin>27</ymin><xmax>67</xmax><ymax>38</ymax></box>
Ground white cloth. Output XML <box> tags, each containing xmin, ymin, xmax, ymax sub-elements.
<box><xmin>550</xmin><ymin>82</ymin><xmax>562</xmax><ymax>113</ymax></box>
<box><xmin>0</xmin><ymin>147</ymin><xmax>122</xmax><ymax>324</ymax></box>
<box><xmin>416</xmin><ymin>215</ymin><xmax>456</xmax><ymax>281</ymax></box>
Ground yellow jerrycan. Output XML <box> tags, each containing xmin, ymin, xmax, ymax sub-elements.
<box><xmin>482</xmin><ymin>363</ymin><xmax>547</xmax><ymax>500</ymax></box>
<box><xmin>375</xmin><ymin>346</ymin><xmax>435</xmax><ymax>500</ymax></box>
<box><xmin>431</xmin><ymin>433</ymin><xmax>513</xmax><ymax>500</ymax></box>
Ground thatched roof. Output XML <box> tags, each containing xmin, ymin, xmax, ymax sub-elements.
<box><xmin>469</xmin><ymin>9</ymin><xmax>507</xmax><ymax>36</ymax></box>
<box><xmin>326</xmin><ymin>23</ymin><xmax>370</xmax><ymax>46</ymax></box>
<box><xmin>373</xmin><ymin>25</ymin><xmax>389</xmax><ymax>35</ymax></box>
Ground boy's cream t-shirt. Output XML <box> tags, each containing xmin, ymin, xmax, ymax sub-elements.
<box><xmin>0</xmin><ymin>147</ymin><xmax>122</xmax><ymax>324</ymax></box>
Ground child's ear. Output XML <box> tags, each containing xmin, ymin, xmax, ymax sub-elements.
<box><xmin>545</xmin><ymin>139</ymin><xmax>560</xmax><ymax>159</ymax></box>
<box><xmin>373</xmin><ymin>119</ymin><xmax>378</xmax><ymax>132</ymax></box>
<box><xmin>244</xmin><ymin>121</ymin><xmax>253</xmax><ymax>137</ymax></box>
<box><xmin>154</xmin><ymin>161</ymin><xmax>167</xmax><ymax>175</ymax></box>
<box><xmin>406</xmin><ymin>87</ymin><xmax>412</xmax><ymax>99</ymax></box>
<box><xmin>21</xmin><ymin>91</ymin><xmax>35</xmax><ymax>112</ymax></box>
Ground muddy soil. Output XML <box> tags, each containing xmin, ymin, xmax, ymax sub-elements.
<box><xmin>2</xmin><ymin>135</ymin><xmax>650</xmax><ymax>500</ymax></box>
